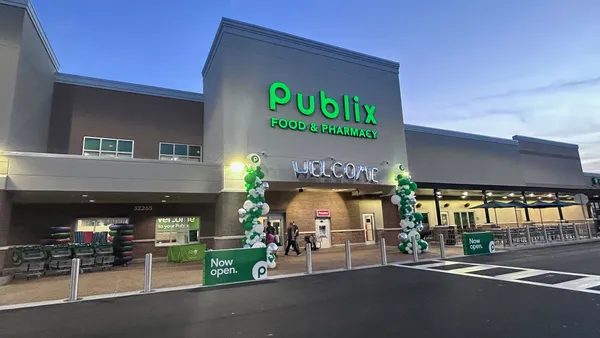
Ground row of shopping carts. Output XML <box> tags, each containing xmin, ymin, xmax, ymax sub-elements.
<box><xmin>12</xmin><ymin>243</ymin><xmax>115</xmax><ymax>279</ymax></box>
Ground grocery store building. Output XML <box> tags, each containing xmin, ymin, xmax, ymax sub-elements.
<box><xmin>1</xmin><ymin>0</ymin><xmax>600</xmax><ymax>269</ymax></box>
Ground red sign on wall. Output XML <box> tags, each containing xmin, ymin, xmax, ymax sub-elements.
<box><xmin>315</xmin><ymin>210</ymin><xmax>331</xmax><ymax>218</ymax></box>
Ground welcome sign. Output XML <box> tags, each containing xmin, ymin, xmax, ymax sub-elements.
<box><xmin>268</xmin><ymin>82</ymin><xmax>378</xmax><ymax>140</ymax></box>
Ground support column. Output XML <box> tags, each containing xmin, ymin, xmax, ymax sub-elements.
<box><xmin>555</xmin><ymin>192</ymin><xmax>564</xmax><ymax>220</ymax></box>
<box><xmin>522</xmin><ymin>191</ymin><xmax>530</xmax><ymax>221</ymax></box>
<box><xmin>214</xmin><ymin>192</ymin><xmax>247</xmax><ymax>249</ymax></box>
<box><xmin>482</xmin><ymin>190</ymin><xmax>491</xmax><ymax>223</ymax></box>
<box><xmin>433</xmin><ymin>189</ymin><xmax>442</xmax><ymax>225</ymax></box>
<box><xmin>0</xmin><ymin>191</ymin><xmax>13</xmax><ymax>271</ymax></box>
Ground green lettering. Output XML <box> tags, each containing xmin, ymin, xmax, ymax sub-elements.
<box><xmin>321</xmin><ymin>124</ymin><xmax>329</xmax><ymax>133</ymax></box>
<box><xmin>371</xmin><ymin>130</ymin><xmax>378</xmax><ymax>139</ymax></box>
<box><xmin>359</xmin><ymin>129</ymin><xmax>366</xmax><ymax>138</ymax></box>
<box><xmin>343</xmin><ymin>95</ymin><xmax>351</xmax><ymax>121</ymax></box>
<box><xmin>353</xmin><ymin>96</ymin><xmax>360</xmax><ymax>122</ymax></box>
<box><xmin>364</xmin><ymin>105</ymin><xmax>377</xmax><ymax>125</ymax></box>
<box><xmin>320</xmin><ymin>91</ymin><xmax>339</xmax><ymax>119</ymax></box>
<box><xmin>269</xmin><ymin>82</ymin><xmax>291</xmax><ymax>111</ymax></box>
<box><xmin>298</xmin><ymin>120</ymin><xmax>307</xmax><ymax>130</ymax></box>
<box><xmin>343</xmin><ymin>126</ymin><xmax>350</xmax><ymax>136</ymax></box>
<box><xmin>297</xmin><ymin>93</ymin><xmax>315</xmax><ymax>116</ymax></box>
<box><xmin>335</xmin><ymin>126</ymin><xmax>343</xmax><ymax>134</ymax></box>
<box><xmin>350</xmin><ymin>128</ymin><xmax>359</xmax><ymax>137</ymax></box>
<box><xmin>270</xmin><ymin>117</ymin><xmax>278</xmax><ymax>128</ymax></box>
<box><xmin>365</xmin><ymin>130</ymin><xmax>373</xmax><ymax>138</ymax></box>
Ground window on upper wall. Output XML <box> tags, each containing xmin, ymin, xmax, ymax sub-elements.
<box><xmin>83</xmin><ymin>137</ymin><xmax>134</xmax><ymax>158</ymax></box>
<box><xmin>159</xmin><ymin>143</ymin><xmax>202</xmax><ymax>162</ymax></box>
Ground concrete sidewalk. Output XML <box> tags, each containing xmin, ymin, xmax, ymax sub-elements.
<box><xmin>0</xmin><ymin>243</ymin><xmax>463</xmax><ymax>306</ymax></box>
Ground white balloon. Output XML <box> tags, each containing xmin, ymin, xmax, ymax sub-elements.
<box><xmin>268</xmin><ymin>243</ymin><xmax>278</xmax><ymax>252</ymax></box>
<box><xmin>243</xmin><ymin>200</ymin><xmax>254</xmax><ymax>210</ymax></box>
<box><xmin>267</xmin><ymin>261</ymin><xmax>276</xmax><ymax>269</ymax></box>
<box><xmin>261</xmin><ymin>203</ymin><xmax>270</xmax><ymax>215</ymax></box>
<box><xmin>249</xmin><ymin>189</ymin><xmax>258</xmax><ymax>197</ymax></box>
<box><xmin>256</xmin><ymin>187</ymin><xmax>265</xmax><ymax>196</ymax></box>
<box><xmin>255</xmin><ymin>177</ymin><xmax>262</xmax><ymax>184</ymax></box>
<box><xmin>239</xmin><ymin>217</ymin><xmax>244</xmax><ymax>223</ymax></box>
<box><xmin>252</xmin><ymin>223</ymin><xmax>263</xmax><ymax>233</ymax></box>
<box><xmin>252</xmin><ymin>241</ymin><xmax>266</xmax><ymax>248</ymax></box>
<box><xmin>390</xmin><ymin>195</ymin><xmax>401</xmax><ymax>205</ymax></box>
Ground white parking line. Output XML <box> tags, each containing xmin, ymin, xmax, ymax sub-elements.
<box><xmin>495</xmin><ymin>270</ymin><xmax>549</xmax><ymax>281</ymax></box>
<box><xmin>553</xmin><ymin>276</ymin><xmax>600</xmax><ymax>290</ymax></box>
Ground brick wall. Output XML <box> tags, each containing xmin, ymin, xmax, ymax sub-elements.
<box><xmin>266</xmin><ymin>191</ymin><xmax>362</xmax><ymax>233</ymax></box>
<box><xmin>332</xmin><ymin>230</ymin><xmax>365</xmax><ymax>245</ymax></box>
<box><xmin>382</xmin><ymin>198</ymin><xmax>400</xmax><ymax>229</ymax></box>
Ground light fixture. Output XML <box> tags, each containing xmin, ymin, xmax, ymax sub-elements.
<box><xmin>547</xmin><ymin>193</ymin><xmax>554</xmax><ymax>198</ymax></box>
<box><xmin>520</xmin><ymin>196</ymin><xmax>524</xmax><ymax>199</ymax></box>
<box><xmin>461</xmin><ymin>195</ymin><xmax>466</xmax><ymax>199</ymax></box>
<box><xmin>509</xmin><ymin>193</ymin><xmax>514</xmax><ymax>197</ymax></box>
<box><xmin>89</xmin><ymin>199</ymin><xmax>95</xmax><ymax>203</ymax></box>
<box><xmin>165</xmin><ymin>195</ymin><xmax>170</xmax><ymax>198</ymax></box>
<box><xmin>82</xmin><ymin>194</ymin><xmax>88</xmax><ymax>198</ymax></box>
<box><xmin>462</xmin><ymin>191</ymin><xmax>468</xmax><ymax>196</ymax></box>
<box><xmin>529</xmin><ymin>193</ymin><xmax>534</xmax><ymax>197</ymax></box>
<box><xmin>436</xmin><ymin>191</ymin><xmax>441</xmax><ymax>195</ymax></box>
<box><xmin>486</xmin><ymin>192</ymin><xmax>493</xmax><ymax>196</ymax></box>
<box><xmin>229</xmin><ymin>161</ymin><xmax>244</xmax><ymax>173</ymax></box>
<box><xmin>502</xmin><ymin>196</ymin><xmax>508</xmax><ymax>199</ymax></box>
<box><xmin>538</xmin><ymin>196</ymin><xmax>542</xmax><ymax>199</ymax></box>
<box><xmin>161</xmin><ymin>200</ymin><xmax>166</xmax><ymax>203</ymax></box>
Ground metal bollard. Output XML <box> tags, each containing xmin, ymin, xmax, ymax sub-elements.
<box><xmin>558</xmin><ymin>223</ymin><xmax>565</xmax><ymax>241</ymax></box>
<box><xmin>380</xmin><ymin>238</ymin><xmax>387</xmax><ymax>266</ymax></box>
<box><xmin>542</xmin><ymin>224</ymin><xmax>548</xmax><ymax>242</ymax></box>
<box><xmin>525</xmin><ymin>225</ymin><xmax>532</xmax><ymax>244</ymax></box>
<box><xmin>68</xmin><ymin>258</ymin><xmax>81</xmax><ymax>302</ymax></box>
<box><xmin>574</xmin><ymin>223</ymin><xmax>580</xmax><ymax>240</ymax></box>
<box><xmin>306</xmin><ymin>243</ymin><xmax>313</xmax><ymax>274</ymax></box>
<box><xmin>439</xmin><ymin>234</ymin><xmax>446</xmax><ymax>259</ymax></box>
<box><xmin>412</xmin><ymin>236</ymin><xmax>418</xmax><ymax>262</ymax></box>
<box><xmin>345</xmin><ymin>240</ymin><xmax>352</xmax><ymax>270</ymax></box>
<box><xmin>587</xmin><ymin>222</ymin><xmax>593</xmax><ymax>239</ymax></box>
<box><xmin>143</xmin><ymin>253</ymin><xmax>153</xmax><ymax>293</ymax></box>
<box><xmin>506</xmin><ymin>228</ymin><xmax>512</xmax><ymax>247</ymax></box>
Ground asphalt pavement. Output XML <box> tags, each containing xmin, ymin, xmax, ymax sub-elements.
<box><xmin>452</xmin><ymin>240</ymin><xmax>600</xmax><ymax>274</ymax></box>
<box><xmin>1</xmin><ymin>265</ymin><xmax>600</xmax><ymax>338</ymax></box>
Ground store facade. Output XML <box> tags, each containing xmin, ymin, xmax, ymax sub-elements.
<box><xmin>1</xmin><ymin>1</ymin><xmax>599</xmax><ymax>269</ymax></box>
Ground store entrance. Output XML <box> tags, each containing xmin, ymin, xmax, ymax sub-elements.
<box><xmin>259</xmin><ymin>213</ymin><xmax>285</xmax><ymax>246</ymax></box>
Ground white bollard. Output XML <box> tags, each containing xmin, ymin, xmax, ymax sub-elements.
<box><xmin>68</xmin><ymin>258</ymin><xmax>81</xmax><ymax>302</ymax></box>
<box><xmin>380</xmin><ymin>238</ymin><xmax>387</xmax><ymax>265</ymax></box>
<box><xmin>143</xmin><ymin>253</ymin><xmax>153</xmax><ymax>293</ymax></box>
<box><xmin>439</xmin><ymin>234</ymin><xmax>446</xmax><ymax>259</ymax></box>
<box><xmin>412</xmin><ymin>236</ymin><xmax>419</xmax><ymax>262</ymax></box>
<box><xmin>306</xmin><ymin>243</ymin><xmax>313</xmax><ymax>274</ymax></box>
<box><xmin>345</xmin><ymin>240</ymin><xmax>352</xmax><ymax>270</ymax></box>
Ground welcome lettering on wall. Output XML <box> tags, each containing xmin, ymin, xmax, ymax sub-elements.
<box><xmin>292</xmin><ymin>160</ymin><xmax>379</xmax><ymax>183</ymax></box>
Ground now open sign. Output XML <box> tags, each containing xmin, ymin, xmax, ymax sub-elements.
<box><xmin>462</xmin><ymin>232</ymin><xmax>495</xmax><ymax>256</ymax></box>
<box><xmin>203</xmin><ymin>247</ymin><xmax>268</xmax><ymax>286</ymax></box>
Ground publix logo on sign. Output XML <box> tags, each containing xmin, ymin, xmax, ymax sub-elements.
<box><xmin>268</xmin><ymin>81</ymin><xmax>378</xmax><ymax>140</ymax></box>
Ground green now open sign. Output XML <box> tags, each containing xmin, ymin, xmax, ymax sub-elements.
<box><xmin>462</xmin><ymin>232</ymin><xmax>496</xmax><ymax>256</ymax></box>
<box><xmin>203</xmin><ymin>248</ymin><xmax>268</xmax><ymax>286</ymax></box>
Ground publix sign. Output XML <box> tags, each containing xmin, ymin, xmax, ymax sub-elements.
<box><xmin>204</xmin><ymin>247</ymin><xmax>268</xmax><ymax>286</ymax></box>
<box><xmin>462</xmin><ymin>232</ymin><xmax>495</xmax><ymax>256</ymax></box>
<box><xmin>268</xmin><ymin>81</ymin><xmax>378</xmax><ymax>140</ymax></box>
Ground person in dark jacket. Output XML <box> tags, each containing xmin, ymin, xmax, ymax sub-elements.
<box><xmin>285</xmin><ymin>222</ymin><xmax>302</xmax><ymax>256</ymax></box>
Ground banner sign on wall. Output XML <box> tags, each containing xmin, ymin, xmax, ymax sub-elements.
<box><xmin>204</xmin><ymin>248</ymin><xmax>268</xmax><ymax>286</ymax></box>
<box><xmin>155</xmin><ymin>217</ymin><xmax>200</xmax><ymax>233</ymax></box>
<box><xmin>293</xmin><ymin>160</ymin><xmax>378</xmax><ymax>183</ymax></box>
<box><xmin>268</xmin><ymin>81</ymin><xmax>379</xmax><ymax>140</ymax></box>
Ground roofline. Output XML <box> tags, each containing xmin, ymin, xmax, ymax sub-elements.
<box><xmin>202</xmin><ymin>17</ymin><xmax>400</xmax><ymax>78</ymax></box>
<box><xmin>583</xmin><ymin>172</ymin><xmax>600</xmax><ymax>177</ymax></box>
<box><xmin>512</xmin><ymin>135</ymin><xmax>579</xmax><ymax>149</ymax></box>
<box><xmin>1</xmin><ymin>0</ymin><xmax>60</xmax><ymax>70</ymax></box>
<box><xmin>55</xmin><ymin>73</ymin><xmax>205</xmax><ymax>102</ymax></box>
<box><xmin>404</xmin><ymin>124</ymin><xmax>518</xmax><ymax>146</ymax></box>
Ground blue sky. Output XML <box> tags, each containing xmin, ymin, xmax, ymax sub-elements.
<box><xmin>32</xmin><ymin>0</ymin><xmax>600</xmax><ymax>171</ymax></box>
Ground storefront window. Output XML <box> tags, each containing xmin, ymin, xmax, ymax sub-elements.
<box><xmin>155</xmin><ymin>216</ymin><xmax>200</xmax><ymax>246</ymax></box>
<box><xmin>158</xmin><ymin>142</ymin><xmax>202</xmax><ymax>162</ymax></box>
<box><xmin>83</xmin><ymin>137</ymin><xmax>134</xmax><ymax>158</ymax></box>
<box><xmin>75</xmin><ymin>217</ymin><xmax>129</xmax><ymax>244</ymax></box>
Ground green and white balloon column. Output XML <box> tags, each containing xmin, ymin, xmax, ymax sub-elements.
<box><xmin>237</xmin><ymin>153</ymin><xmax>278</xmax><ymax>269</ymax></box>
<box><xmin>390</xmin><ymin>165</ymin><xmax>429</xmax><ymax>254</ymax></box>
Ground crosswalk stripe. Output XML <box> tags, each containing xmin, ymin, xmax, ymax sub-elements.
<box><xmin>495</xmin><ymin>270</ymin><xmax>549</xmax><ymax>281</ymax></box>
<box><xmin>447</xmin><ymin>265</ymin><xmax>497</xmax><ymax>275</ymax></box>
<box><xmin>553</xmin><ymin>276</ymin><xmax>600</xmax><ymax>290</ymax></box>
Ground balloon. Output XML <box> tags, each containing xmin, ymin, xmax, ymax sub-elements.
<box><xmin>249</xmin><ymin>189</ymin><xmax>258</xmax><ymax>197</ymax></box>
<box><xmin>261</xmin><ymin>203</ymin><xmax>270</xmax><ymax>215</ymax></box>
<box><xmin>262</xmin><ymin>182</ymin><xmax>270</xmax><ymax>189</ymax></box>
<box><xmin>267</xmin><ymin>261</ymin><xmax>276</xmax><ymax>269</ymax></box>
<box><xmin>256</xmin><ymin>187</ymin><xmax>265</xmax><ymax>196</ymax></box>
<box><xmin>390</xmin><ymin>195</ymin><xmax>401</xmax><ymax>205</ymax></box>
<box><xmin>238</xmin><ymin>208</ymin><xmax>247</xmax><ymax>217</ymax></box>
<box><xmin>244</xmin><ymin>173</ymin><xmax>256</xmax><ymax>184</ymax></box>
<box><xmin>414</xmin><ymin>212</ymin><xmax>423</xmax><ymax>222</ymax></box>
<box><xmin>252</xmin><ymin>223</ymin><xmax>263</xmax><ymax>233</ymax></box>
<box><xmin>243</xmin><ymin>244</ymin><xmax>250</xmax><ymax>248</ymax></box>
<box><xmin>256</xmin><ymin>170</ymin><xmax>265</xmax><ymax>179</ymax></box>
<box><xmin>246</xmin><ymin>153</ymin><xmax>261</xmax><ymax>167</ymax></box>
<box><xmin>398</xmin><ymin>232</ymin><xmax>408</xmax><ymax>242</ymax></box>
<box><xmin>268</xmin><ymin>243</ymin><xmax>278</xmax><ymax>252</ymax></box>
<box><xmin>252</xmin><ymin>242</ymin><xmax>266</xmax><ymax>248</ymax></box>
<box><xmin>409</xmin><ymin>182</ymin><xmax>418</xmax><ymax>191</ymax></box>
<box><xmin>257</xmin><ymin>202</ymin><xmax>264</xmax><ymax>208</ymax></box>
<box><xmin>243</xmin><ymin>200</ymin><xmax>254</xmax><ymax>210</ymax></box>
<box><xmin>416</xmin><ymin>224</ymin><xmax>424</xmax><ymax>232</ymax></box>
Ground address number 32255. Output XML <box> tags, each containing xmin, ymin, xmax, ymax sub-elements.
<box><xmin>134</xmin><ymin>205</ymin><xmax>153</xmax><ymax>212</ymax></box>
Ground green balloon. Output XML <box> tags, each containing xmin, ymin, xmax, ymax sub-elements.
<box><xmin>396</xmin><ymin>174</ymin><xmax>402</xmax><ymax>181</ymax></box>
<box><xmin>244</xmin><ymin>173</ymin><xmax>256</xmax><ymax>184</ymax></box>
<box><xmin>399</xmin><ymin>178</ymin><xmax>410</xmax><ymax>186</ymax></box>
<box><xmin>403</xmin><ymin>188</ymin><xmax>411</xmax><ymax>195</ymax></box>
<box><xmin>256</xmin><ymin>170</ymin><xmax>265</xmax><ymax>179</ymax></box>
<box><xmin>409</xmin><ymin>182</ymin><xmax>418</xmax><ymax>191</ymax></box>
<box><xmin>414</xmin><ymin>212</ymin><xmax>423</xmax><ymax>222</ymax></box>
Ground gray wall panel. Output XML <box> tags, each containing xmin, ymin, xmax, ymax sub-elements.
<box><xmin>8</xmin><ymin>12</ymin><xmax>56</xmax><ymax>152</ymax></box>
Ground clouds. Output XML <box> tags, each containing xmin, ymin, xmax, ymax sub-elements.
<box><xmin>407</xmin><ymin>75</ymin><xmax>600</xmax><ymax>172</ymax></box>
